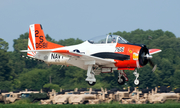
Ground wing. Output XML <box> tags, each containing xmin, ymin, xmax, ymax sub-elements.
<box><xmin>52</xmin><ymin>50</ymin><xmax>116</xmax><ymax>65</ymax></box>
<box><xmin>149</xmin><ymin>49</ymin><xmax>162</xmax><ymax>55</ymax></box>
<box><xmin>21</xmin><ymin>49</ymin><xmax>116</xmax><ymax>65</ymax></box>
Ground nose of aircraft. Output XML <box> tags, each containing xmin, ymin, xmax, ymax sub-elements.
<box><xmin>139</xmin><ymin>45</ymin><xmax>149</xmax><ymax>66</ymax></box>
<box><xmin>138</xmin><ymin>45</ymin><xmax>156</xmax><ymax>72</ymax></box>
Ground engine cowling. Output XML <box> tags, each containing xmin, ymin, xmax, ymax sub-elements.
<box><xmin>138</xmin><ymin>45</ymin><xmax>149</xmax><ymax>66</ymax></box>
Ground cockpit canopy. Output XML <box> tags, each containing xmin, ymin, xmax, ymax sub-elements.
<box><xmin>88</xmin><ymin>35</ymin><xmax>129</xmax><ymax>44</ymax></box>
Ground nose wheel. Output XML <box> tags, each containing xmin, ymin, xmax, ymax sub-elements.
<box><xmin>134</xmin><ymin>79</ymin><xmax>139</xmax><ymax>85</ymax></box>
<box><xmin>87</xmin><ymin>81</ymin><xmax>96</xmax><ymax>86</ymax></box>
<box><xmin>133</xmin><ymin>69</ymin><xmax>139</xmax><ymax>85</ymax></box>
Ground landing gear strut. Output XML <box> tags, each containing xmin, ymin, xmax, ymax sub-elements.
<box><xmin>85</xmin><ymin>65</ymin><xmax>96</xmax><ymax>86</ymax></box>
<box><xmin>117</xmin><ymin>70</ymin><xmax>127</xmax><ymax>85</ymax></box>
<box><xmin>133</xmin><ymin>69</ymin><xmax>139</xmax><ymax>85</ymax></box>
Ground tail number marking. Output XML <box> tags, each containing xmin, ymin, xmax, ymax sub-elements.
<box><xmin>35</xmin><ymin>30</ymin><xmax>48</xmax><ymax>48</ymax></box>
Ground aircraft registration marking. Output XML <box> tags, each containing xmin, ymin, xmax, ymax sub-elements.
<box><xmin>35</xmin><ymin>30</ymin><xmax>48</xmax><ymax>48</ymax></box>
<box><xmin>115</xmin><ymin>47</ymin><xmax>124</xmax><ymax>52</ymax></box>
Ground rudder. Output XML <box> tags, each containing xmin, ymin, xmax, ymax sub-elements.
<box><xmin>27</xmin><ymin>24</ymin><xmax>63</xmax><ymax>57</ymax></box>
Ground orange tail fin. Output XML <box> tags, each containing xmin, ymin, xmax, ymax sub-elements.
<box><xmin>27</xmin><ymin>24</ymin><xmax>63</xmax><ymax>57</ymax></box>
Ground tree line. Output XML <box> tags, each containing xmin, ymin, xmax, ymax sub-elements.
<box><xmin>0</xmin><ymin>29</ymin><xmax>180</xmax><ymax>92</ymax></box>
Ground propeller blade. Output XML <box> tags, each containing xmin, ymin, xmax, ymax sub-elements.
<box><xmin>152</xmin><ymin>64</ymin><xmax>157</xmax><ymax>72</ymax></box>
<box><xmin>148</xmin><ymin>59</ymin><xmax>157</xmax><ymax>72</ymax></box>
<box><xmin>148</xmin><ymin>59</ymin><xmax>154</xmax><ymax>67</ymax></box>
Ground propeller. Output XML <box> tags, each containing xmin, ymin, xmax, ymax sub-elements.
<box><xmin>139</xmin><ymin>46</ymin><xmax>157</xmax><ymax>72</ymax></box>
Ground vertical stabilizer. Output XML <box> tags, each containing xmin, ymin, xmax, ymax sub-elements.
<box><xmin>27</xmin><ymin>24</ymin><xmax>63</xmax><ymax>57</ymax></box>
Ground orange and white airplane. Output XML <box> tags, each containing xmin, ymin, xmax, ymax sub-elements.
<box><xmin>21</xmin><ymin>24</ymin><xmax>161</xmax><ymax>86</ymax></box>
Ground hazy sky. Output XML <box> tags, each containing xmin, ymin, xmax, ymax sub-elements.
<box><xmin>0</xmin><ymin>0</ymin><xmax>180</xmax><ymax>51</ymax></box>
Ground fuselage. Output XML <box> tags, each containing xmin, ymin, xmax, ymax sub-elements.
<box><xmin>34</xmin><ymin>41</ymin><xmax>144</xmax><ymax>71</ymax></box>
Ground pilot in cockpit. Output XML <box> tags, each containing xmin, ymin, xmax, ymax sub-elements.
<box><xmin>111</xmin><ymin>37</ymin><xmax>116</xmax><ymax>43</ymax></box>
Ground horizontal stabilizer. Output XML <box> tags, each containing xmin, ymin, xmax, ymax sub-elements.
<box><xmin>20</xmin><ymin>50</ymin><xmax>52</xmax><ymax>52</ymax></box>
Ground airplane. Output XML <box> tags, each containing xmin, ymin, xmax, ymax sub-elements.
<box><xmin>21</xmin><ymin>24</ymin><xmax>162</xmax><ymax>86</ymax></box>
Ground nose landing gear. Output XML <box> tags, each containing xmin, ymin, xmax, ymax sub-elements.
<box><xmin>133</xmin><ymin>69</ymin><xmax>139</xmax><ymax>85</ymax></box>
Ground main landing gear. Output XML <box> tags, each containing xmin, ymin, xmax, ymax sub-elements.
<box><xmin>133</xmin><ymin>69</ymin><xmax>139</xmax><ymax>85</ymax></box>
<box><xmin>117</xmin><ymin>69</ymin><xmax>140</xmax><ymax>85</ymax></box>
<box><xmin>85</xmin><ymin>65</ymin><xmax>96</xmax><ymax>86</ymax></box>
<box><xmin>117</xmin><ymin>70</ymin><xmax>128</xmax><ymax>85</ymax></box>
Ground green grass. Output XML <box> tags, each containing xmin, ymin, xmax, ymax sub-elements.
<box><xmin>0</xmin><ymin>99</ymin><xmax>180</xmax><ymax>108</ymax></box>
<box><xmin>0</xmin><ymin>104</ymin><xmax>180</xmax><ymax>108</ymax></box>
<box><xmin>164</xmin><ymin>99</ymin><xmax>180</xmax><ymax>104</ymax></box>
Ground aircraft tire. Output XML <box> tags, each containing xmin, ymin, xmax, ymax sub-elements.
<box><xmin>118</xmin><ymin>76</ymin><xmax>125</xmax><ymax>85</ymax></box>
<box><xmin>87</xmin><ymin>81</ymin><xmax>96</xmax><ymax>86</ymax></box>
<box><xmin>134</xmin><ymin>79</ymin><xmax>139</xmax><ymax>85</ymax></box>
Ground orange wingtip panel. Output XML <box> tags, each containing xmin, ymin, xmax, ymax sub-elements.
<box><xmin>149</xmin><ymin>49</ymin><xmax>161</xmax><ymax>54</ymax></box>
